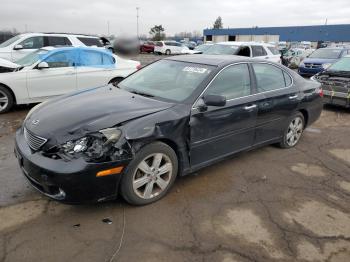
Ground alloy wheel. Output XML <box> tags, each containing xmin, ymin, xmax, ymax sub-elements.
<box><xmin>132</xmin><ymin>153</ymin><xmax>173</xmax><ymax>199</ymax></box>
<box><xmin>286</xmin><ymin>116</ymin><xmax>303</xmax><ymax>146</ymax></box>
<box><xmin>0</xmin><ymin>90</ymin><xmax>9</xmax><ymax>112</ymax></box>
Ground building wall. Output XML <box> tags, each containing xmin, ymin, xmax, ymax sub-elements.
<box><xmin>204</xmin><ymin>24</ymin><xmax>350</xmax><ymax>42</ymax></box>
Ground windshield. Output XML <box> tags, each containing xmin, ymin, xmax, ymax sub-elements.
<box><xmin>328</xmin><ymin>57</ymin><xmax>350</xmax><ymax>71</ymax></box>
<box><xmin>309</xmin><ymin>49</ymin><xmax>342</xmax><ymax>59</ymax></box>
<box><xmin>15</xmin><ymin>49</ymin><xmax>49</xmax><ymax>67</ymax></box>
<box><xmin>119</xmin><ymin>60</ymin><xmax>214</xmax><ymax>102</ymax></box>
<box><xmin>202</xmin><ymin>44</ymin><xmax>239</xmax><ymax>55</ymax></box>
<box><xmin>0</xmin><ymin>35</ymin><xmax>21</xmax><ymax>48</ymax></box>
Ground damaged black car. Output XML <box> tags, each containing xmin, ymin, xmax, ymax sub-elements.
<box><xmin>312</xmin><ymin>56</ymin><xmax>350</xmax><ymax>108</ymax></box>
<box><xmin>15</xmin><ymin>55</ymin><xmax>323</xmax><ymax>205</ymax></box>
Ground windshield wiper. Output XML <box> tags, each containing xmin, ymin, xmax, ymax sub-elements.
<box><xmin>128</xmin><ymin>89</ymin><xmax>155</xmax><ymax>98</ymax></box>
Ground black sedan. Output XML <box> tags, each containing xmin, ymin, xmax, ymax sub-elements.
<box><xmin>14</xmin><ymin>55</ymin><xmax>323</xmax><ymax>205</ymax></box>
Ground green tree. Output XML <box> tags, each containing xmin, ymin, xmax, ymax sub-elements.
<box><xmin>213</xmin><ymin>16</ymin><xmax>223</xmax><ymax>29</ymax></box>
<box><xmin>149</xmin><ymin>25</ymin><xmax>165</xmax><ymax>41</ymax></box>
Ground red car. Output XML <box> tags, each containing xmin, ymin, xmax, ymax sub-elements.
<box><xmin>140</xmin><ymin>41</ymin><xmax>155</xmax><ymax>53</ymax></box>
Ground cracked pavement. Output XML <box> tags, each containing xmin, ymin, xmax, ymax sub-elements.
<box><xmin>0</xmin><ymin>64</ymin><xmax>350</xmax><ymax>261</ymax></box>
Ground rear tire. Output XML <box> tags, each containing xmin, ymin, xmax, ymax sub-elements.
<box><xmin>279</xmin><ymin>112</ymin><xmax>305</xmax><ymax>148</ymax></box>
<box><xmin>0</xmin><ymin>85</ymin><xmax>14</xmax><ymax>114</ymax></box>
<box><xmin>120</xmin><ymin>142</ymin><xmax>178</xmax><ymax>205</ymax></box>
<box><xmin>165</xmin><ymin>49</ymin><xmax>171</xmax><ymax>55</ymax></box>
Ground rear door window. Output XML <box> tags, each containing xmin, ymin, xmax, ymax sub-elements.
<box><xmin>252</xmin><ymin>63</ymin><xmax>287</xmax><ymax>92</ymax></box>
<box><xmin>80</xmin><ymin>50</ymin><xmax>103</xmax><ymax>66</ymax></box>
<box><xmin>47</xmin><ymin>36</ymin><xmax>72</xmax><ymax>46</ymax></box>
<box><xmin>251</xmin><ymin>46</ymin><xmax>268</xmax><ymax>57</ymax></box>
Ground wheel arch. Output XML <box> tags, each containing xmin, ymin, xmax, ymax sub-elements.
<box><xmin>0</xmin><ymin>83</ymin><xmax>16</xmax><ymax>103</ymax></box>
<box><xmin>298</xmin><ymin>108</ymin><xmax>309</xmax><ymax>127</ymax></box>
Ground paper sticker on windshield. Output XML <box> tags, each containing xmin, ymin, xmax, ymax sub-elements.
<box><xmin>183</xmin><ymin>66</ymin><xmax>208</xmax><ymax>74</ymax></box>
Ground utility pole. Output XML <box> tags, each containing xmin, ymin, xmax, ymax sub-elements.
<box><xmin>136</xmin><ymin>7</ymin><xmax>139</xmax><ymax>39</ymax></box>
<box><xmin>107</xmin><ymin>20</ymin><xmax>110</xmax><ymax>36</ymax></box>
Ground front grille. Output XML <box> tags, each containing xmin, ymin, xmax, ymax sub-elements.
<box><xmin>24</xmin><ymin>127</ymin><xmax>47</xmax><ymax>151</ymax></box>
<box><xmin>304</xmin><ymin>63</ymin><xmax>322</xmax><ymax>69</ymax></box>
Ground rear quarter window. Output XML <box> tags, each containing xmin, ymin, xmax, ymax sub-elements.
<box><xmin>77</xmin><ymin>37</ymin><xmax>103</xmax><ymax>47</ymax></box>
<box><xmin>267</xmin><ymin>46</ymin><xmax>280</xmax><ymax>55</ymax></box>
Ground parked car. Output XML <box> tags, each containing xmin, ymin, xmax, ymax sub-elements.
<box><xmin>312</xmin><ymin>55</ymin><xmax>350</xmax><ymax>108</ymax></box>
<box><xmin>0</xmin><ymin>46</ymin><xmax>140</xmax><ymax>113</ymax></box>
<box><xmin>140</xmin><ymin>41</ymin><xmax>155</xmax><ymax>53</ymax></box>
<box><xmin>154</xmin><ymin>41</ymin><xmax>191</xmax><ymax>55</ymax></box>
<box><xmin>201</xmin><ymin>42</ymin><xmax>281</xmax><ymax>63</ymax></box>
<box><xmin>192</xmin><ymin>43</ymin><xmax>213</xmax><ymax>54</ymax></box>
<box><xmin>14</xmin><ymin>55</ymin><xmax>323</xmax><ymax>205</ymax></box>
<box><xmin>0</xmin><ymin>33</ymin><xmax>107</xmax><ymax>62</ymax></box>
<box><xmin>182</xmin><ymin>41</ymin><xmax>197</xmax><ymax>50</ymax></box>
<box><xmin>283</xmin><ymin>48</ymin><xmax>315</xmax><ymax>69</ymax></box>
<box><xmin>298</xmin><ymin>47</ymin><xmax>350</xmax><ymax>76</ymax></box>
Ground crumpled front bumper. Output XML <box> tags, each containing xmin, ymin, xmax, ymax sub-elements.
<box><xmin>14</xmin><ymin>128</ymin><xmax>132</xmax><ymax>204</ymax></box>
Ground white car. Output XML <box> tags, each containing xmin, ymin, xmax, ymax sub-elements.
<box><xmin>0</xmin><ymin>33</ymin><xmax>109</xmax><ymax>62</ymax></box>
<box><xmin>0</xmin><ymin>46</ymin><xmax>140</xmax><ymax>113</ymax></box>
<box><xmin>154</xmin><ymin>41</ymin><xmax>191</xmax><ymax>55</ymax></box>
<box><xmin>202</xmin><ymin>42</ymin><xmax>282</xmax><ymax>63</ymax></box>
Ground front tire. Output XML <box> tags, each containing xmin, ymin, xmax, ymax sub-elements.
<box><xmin>165</xmin><ymin>49</ymin><xmax>171</xmax><ymax>55</ymax></box>
<box><xmin>279</xmin><ymin>112</ymin><xmax>305</xmax><ymax>148</ymax></box>
<box><xmin>120</xmin><ymin>142</ymin><xmax>178</xmax><ymax>205</ymax></box>
<box><xmin>0</xmin><ymin>85</ymin><xmax>14</xmax><ymax>114</ymax></box>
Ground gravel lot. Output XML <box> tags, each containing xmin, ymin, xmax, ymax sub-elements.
<box><xmin>0</xmin><ymin>54</ymin><xmax>350</xmax><ymax>262</ymax></box>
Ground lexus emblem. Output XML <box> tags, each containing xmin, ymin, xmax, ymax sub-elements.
<box><xmin>32</xmin><ymin>119</ymin><xmax>40</xmax><ymax>125</ymax></box>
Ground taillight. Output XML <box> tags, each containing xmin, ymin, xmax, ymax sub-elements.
<box><xmin>318</xmin><ymin>88</ymin><xmax>324</xmax><ymax>97</ymax></box>
<box><xmin>136</xmin><ymin>64</ymin><xmax>142</xmax><ymax>70</ymax></box>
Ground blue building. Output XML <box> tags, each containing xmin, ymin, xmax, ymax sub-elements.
<box><xmin>203</xmin><ymin>24</ymin><xmax>350</xmax><ymax>43</ymax></box>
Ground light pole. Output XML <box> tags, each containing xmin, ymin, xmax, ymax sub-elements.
<box><xmin>136</xmin><ymin>7</ymin><xmax>139</xmax><ymax>39</ymax></box>
<box><xmin>107</xmin><ymin>20</ymin><xmax>110</xmax><ymax>36</ymax></box>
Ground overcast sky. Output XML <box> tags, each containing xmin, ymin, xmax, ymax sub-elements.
<box><xmin>1</xmin><ymin>0</ymin><xmax>350</xmax><ymax>36</ymax></box>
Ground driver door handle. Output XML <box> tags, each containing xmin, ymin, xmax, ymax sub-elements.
<box><xmin>289</xmin><ymin>94</ymin><xmax>298</xmax><ymax>100</ymax></box>
<box><xmin>244</xmin><ymin>104</ymin><xmax>257</xmax><ymax>110</ymax></box>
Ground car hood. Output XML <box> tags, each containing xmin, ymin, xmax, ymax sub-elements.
<box><xmin>0</xmin><ymin>58</ymin><xmax>19</xmax><ymax>69</ymax></box>
<box><xmin>25</xmin><ymin>86</ymin><xmax>175</xmax><ymax>144</ymax></box>
<box><xmin>302</xmin><ymin>58</ymin><xmax>338</xmax><ymax>64</ymax></box>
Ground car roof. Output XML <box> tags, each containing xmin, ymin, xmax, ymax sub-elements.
<box><xmin>39</xmin><ymin>46</ymin><xmax>112</xmax><ymax>54</ymax></box>
<box><xmin>217</xmin><ymin>41</ymin><xmax>274</xmax><ymax>47</ymax></box>
<box><xmin>18</xmin><ymin>32</ymin><xmax>99</xmax><ymax>38</ymax></box>
<box><xmin>165</xmin><ymin>54</ymin><xmax>254</xmax><ymax>66</ymax></box>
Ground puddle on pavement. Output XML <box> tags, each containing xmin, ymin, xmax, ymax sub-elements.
<box><xmin>329</xmin><ymin>149</ymin><xmax>350</xmax><ymax>165</ymax></box>
<box><xmin>217</xmin><ymin>209</ymin><xmax>284</xmax><ymax>259</ymax></box>
<box><xmin>284</xmin><ymin>200</ymin><xmax>350</xmax><ymax>237</ymax></box>
<box><xmin>291</xmin><ymin>163</ymin><xmax>327</xmax><ymax>177</ymax></box>
<box><xmin>297</xmin><ymin>239</ymin><xmax>350</xmax><ymax>261</ymax></box>
<box><xmin>0</xmin><ymin>200</ymin><xmax>47</xmax><ymax>231</ymax></box>
<box><xmin>337</xmin><ymin>180</ymin><xmax>350</xmax><ymax>193</ymax></box>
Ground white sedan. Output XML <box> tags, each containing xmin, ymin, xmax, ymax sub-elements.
<box><xmin>0</xmin><ymin>46</ymin><xmax>140</xmax><ymax>113</ymax></box>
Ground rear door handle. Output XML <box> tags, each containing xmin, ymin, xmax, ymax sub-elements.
<box><xmin>289</xmin><ymin>95</ymin><xmax>298</xmax><ymax>99</ymax></box>
<box><xmin>244</xmin><ymin>104</ymin><xmax>257</xmax><ymax>110</ymax></box>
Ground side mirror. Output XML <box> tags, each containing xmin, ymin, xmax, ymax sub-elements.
<box><xmin>203</xmin><ymin>94</ymin><xmax>226</xmax><ymax>107</ymax></box>
<box><xmin>37</xmin><ymin>61</ymin><xmax>49</xmax><ymax>69</ymax></box>
<box><xmin>13</xmin><ymin>44</ymin><xmax>23</xmax><ymax>50</ymax></box>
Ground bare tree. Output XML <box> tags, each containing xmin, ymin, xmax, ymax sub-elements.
<box><xmin>149</xmin><ymin>25</ymin><xmax>165</xmax><ymax>41</ymax></box>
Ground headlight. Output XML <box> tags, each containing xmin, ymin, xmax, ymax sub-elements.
<box><xmin>322</xmin><ymin>63</ymin><xmax>332</xmax><ymax>69</ymax></box>
<box><xmin>60</xmin><ymin>128</ymin><xmax>122</xmax><ymax>161</ymax></box>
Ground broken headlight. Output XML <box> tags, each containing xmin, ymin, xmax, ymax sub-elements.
<box><xmin>60</xmin><ymin>128</ymin><xmax>123</xmax><ymax>161</ymax></box>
